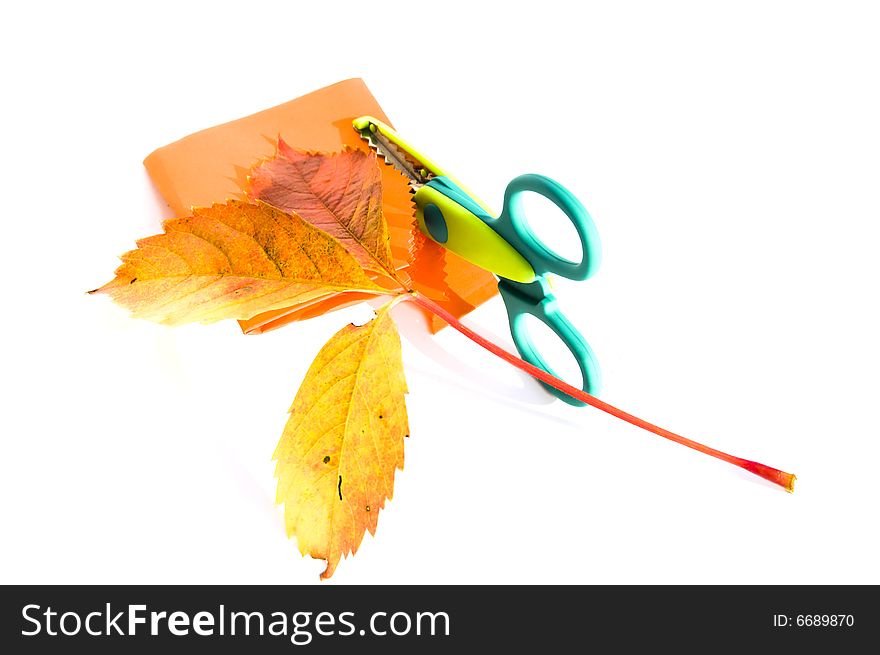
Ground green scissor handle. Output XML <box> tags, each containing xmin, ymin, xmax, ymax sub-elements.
<box><xmin>494</xmin><ymin>174</ymin><xmax>601</xmax><ymax>281</ymax></box>
<box><xmin>494</xmin><ymin>174</ymin><xmax>602</xmax><ymax>404</ymax></box>
<box><xmin>498</xmin><ymin>277</ymin><xmax>602</xmax><ymax>405</ymax></box>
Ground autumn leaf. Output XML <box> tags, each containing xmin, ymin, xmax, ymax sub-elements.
<box><xmin>274</xmin><ymin>301</ymin><xmax>409</xmax><ymax>579</ymax></box>
<box><xmin>91</xmin><ymin>200</ymin><xmax>386</xmax><ymax>324</ymax></box>
<box><xmin>90</xmin><ymin>135</ymin><xmax>796</xmax><ymax>586</ymax></box>
<box><xmin>250</xmin><ymin>141</ymin><xmax>398</xmax><ymax>278</ymax></box>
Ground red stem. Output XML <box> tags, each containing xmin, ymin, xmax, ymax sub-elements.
<box><xmin>407</xmin><ymin>291</ymin><xmax>795</xmax><ymax>492</ymax></box>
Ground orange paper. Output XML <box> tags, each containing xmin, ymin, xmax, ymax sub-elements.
<box><xmin>143</xmin><ymin>78</ymin><xmax>498</xmax><ymax>333</ymax></box>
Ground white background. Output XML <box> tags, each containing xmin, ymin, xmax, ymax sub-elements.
<box><xmin>2</xmin><ymin>1</ymin><xmax>878</xmax><ymax>584</ymax></box>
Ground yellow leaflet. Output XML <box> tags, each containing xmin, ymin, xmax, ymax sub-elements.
<box><xmin>274</xmin><ymin>302</ymin><xmax>408</xmax><ymax>579</ymax></box>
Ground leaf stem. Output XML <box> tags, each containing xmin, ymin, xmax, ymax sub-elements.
<box><xmin>406</xmin><ymin>291</ymin><xmax>796</xmax><ymax>492</ymax></box>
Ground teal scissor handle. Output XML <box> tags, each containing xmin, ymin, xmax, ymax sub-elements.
<box><xmin>494</xmin><ymin>174</ymin><xmax>602</xmax><ymax>281</ymax></box>
<box><xmin>498</xmin><ymin>277</ymin><xmax>601</xmax><ymax>406</ymax></box>
<box><xmin>494</xmin><ymin>174</ymin><xmax>602</xmax><ymax>404</ymax></box>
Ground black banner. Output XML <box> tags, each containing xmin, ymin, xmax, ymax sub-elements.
<box><xmin>1</xmin><ymin>585</ymin><xmax>873</xmax><ymax>652</ymax></box>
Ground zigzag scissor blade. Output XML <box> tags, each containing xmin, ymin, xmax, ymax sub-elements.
<box><xmin>371</xmin><ymin>137</ymin><xmax>423</xmax><ymax>270</ymax></box>
<box><xmin>361</xmin><ymin>130</ymin><xmax>431</xmax><ymax>188</ymax></box>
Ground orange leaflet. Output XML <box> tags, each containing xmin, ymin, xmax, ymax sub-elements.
<box><xmin>250</xmin><ymin>142</ymin><xmax>398</xmax><ymax>279</ymax></box>
<box><xmin>90</xmin><ymin>200</ymin><xmax>386</xmax><ymax>325</ymax></box>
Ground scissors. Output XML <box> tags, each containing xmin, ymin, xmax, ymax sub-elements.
<box><xmin>353</xmin><ymin>116</ymin><xmax>602</xmax><ymax>405</ymax></box>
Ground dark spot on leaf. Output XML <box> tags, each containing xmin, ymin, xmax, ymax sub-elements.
<box><xmin>365</xmin><ymin>505</ymin><xmax>371</xmax><ymax>512</ymax></box>
<box><xmin>323</xmin><ymin>455</ymin><xmax>330</xmax><ymax>464</ymax></box>
<box><xmin>129</xmin><ymin>278</ymin><xmax>137</xmax><ymax>285</ymax></box>
<box><xmin>338</xmin><ymin>475</ymin><xmax>343</xmax><ymax>501</ymax></box>
<box><xmin>378</xmin><ymin>414</ymin><xmax>383</xmax><ymax>419</ymax></box>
